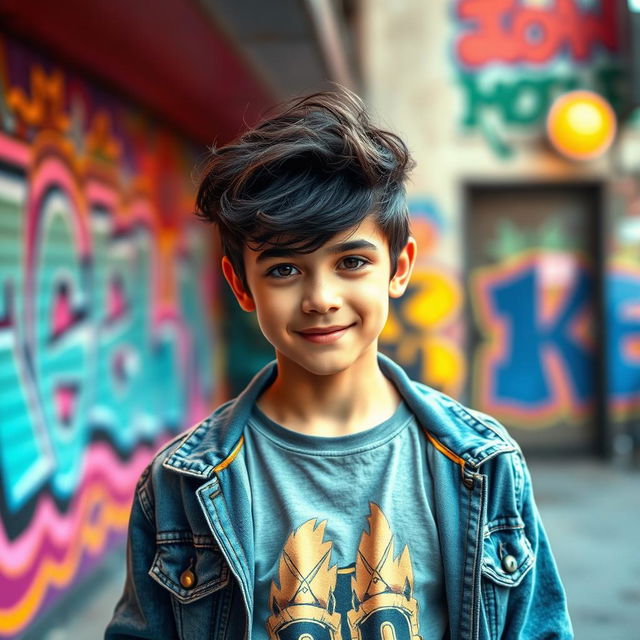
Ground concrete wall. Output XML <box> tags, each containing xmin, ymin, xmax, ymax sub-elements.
<box><xmin>363</xmin><ymin>0</ymin><xmax>640</xmax><ymax>451</ymax></box>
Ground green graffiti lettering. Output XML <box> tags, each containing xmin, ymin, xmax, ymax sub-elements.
<box><xmin>458</xmin><ymin>64</ymin><xmax>622</xmax><ymax>154</ymax></box>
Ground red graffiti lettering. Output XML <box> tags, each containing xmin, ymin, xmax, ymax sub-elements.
<box><xmin>456</xmin><ymin>0</ymin><xmax>618</xmax><ymax>67</ymax></box>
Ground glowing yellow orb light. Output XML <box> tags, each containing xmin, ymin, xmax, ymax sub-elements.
<box><xmin>546</xmin><ymin>90</ymin><xmax>617</xmax><ymax>161</ymax></box>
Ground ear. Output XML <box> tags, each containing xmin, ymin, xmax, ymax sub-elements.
<box><xmin>389</xmin><ymin>237</ymin><xmax>417</xmax><ymax>298</ymax></box>
<box><xmin>221</xmin><ymin>256</ymin><xmax>255</xmax><ymax>312</ymax></box>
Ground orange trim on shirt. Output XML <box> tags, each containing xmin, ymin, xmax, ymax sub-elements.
<box><xmin>421</xmin><ymin>428</ymin><xmax>467</xmax><ymax>469</ymax></box>
<box><xmin>214</xmin><ymin>436</ymin><xmax>245</xmax><ymax>472</ymax></box>
<box><xmin>214</xmin><ymin>429</ymin><xmax>466</xmax><ymax>477</ymax></box>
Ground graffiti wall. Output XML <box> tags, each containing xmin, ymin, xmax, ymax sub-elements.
<box><xmin>471</xmin><ymin>249</ymin><xmax>595</xmax><ymax>427</ymax></box>
<box><xmin>0</xmin><ymin>36</ymin><xmax>217</xmax><ymax>637</ymax></box>
<box><xmin>380</xmin><ymin>199</ymin><xmax>465</xmax><ymax>398</ymax></box>
<box><xmin>610</xmin><ymin>175</ymin><xmax>640</xmax><ymax>423</ymax></box>
<box><xmin>361</xmin><ymin>0</ymin><xmax>640</xmax><ymax>452</ymax></box>
<box><xmin>466</xmin><ymin>185</ymin><xmax>599</xmax><ymax>450</ymax></box>
<box><xmin>608</xmin><ymin>263</ymin><xmax>640</xmax><ymax>420</ymax></box>
<box><xmin>453</xmin><ymin>0</ymin><xmax>622</xmax><ymax>156</ymax></box>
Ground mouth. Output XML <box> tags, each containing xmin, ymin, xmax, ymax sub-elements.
<box><xmin>298</xmin><ymin>324</ymin><xmax>352</xmax><ymax>335</ymax></box>
<box><xmin>296</xmin><ymin>323</ymin><xmax>355</xmax><ymax>343</ymax></box>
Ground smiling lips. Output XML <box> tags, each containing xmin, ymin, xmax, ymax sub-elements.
<box><xmin>296</xmin><ymin>324</ymin><xmax>354</xmax><ymax>344</ymax></box>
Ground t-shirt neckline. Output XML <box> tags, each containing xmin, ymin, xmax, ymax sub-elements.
<box><xmin>248</xmin><ymin>400</ymin><xmax>413</xmax><ymax>456</ymax></box>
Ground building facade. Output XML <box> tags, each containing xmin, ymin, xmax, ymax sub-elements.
<box><xmin>364</xmin><ymin>0</ymin><xmax>639</xmax><ymax>457</ymax></box>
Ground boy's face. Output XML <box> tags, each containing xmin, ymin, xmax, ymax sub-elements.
<box><xmin>222</xmin><ymin>215</ymin><xmax>416</xmax><ymax>377</ymax></box>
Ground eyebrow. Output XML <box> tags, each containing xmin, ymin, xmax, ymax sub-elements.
<box><xmin>255</xmin><ymin>239</ymin><xmax>379</xmax><ymax>263</ymax></box>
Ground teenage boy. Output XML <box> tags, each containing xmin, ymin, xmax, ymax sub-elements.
<box><xmin>106</xmin><ymin>89</ymin><xmax>572</xmax><ymax>639</ymax></box>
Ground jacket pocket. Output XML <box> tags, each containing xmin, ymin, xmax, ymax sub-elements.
<box><xmin>482</xmin><ymin>519</ymin><xmax>534</xmax><ymax>587</ymax></box>
<box><xmin>149</xmin><ymin>532</ymin><xmax>230</xmax><ymax>602</ymax></box>
<box><xmin>149</xmin><ymin>533</ymin><xmax>232</xmax><ymax>639</ymax></box>
<box><xmin>481</xmin><ymin>520</ymin><xmax>535</xmax><ymax>639</ymax></box>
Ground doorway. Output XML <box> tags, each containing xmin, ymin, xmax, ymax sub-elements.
<box><xmin>464</xmin><ymin>183</ymin><xmax>607</xmax><ymax>454</ymax></box>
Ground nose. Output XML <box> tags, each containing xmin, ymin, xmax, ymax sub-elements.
<box><xmin>300</xmin><ymin>276</ymin><xmax>342</xmax><ymax>314</ymax></box>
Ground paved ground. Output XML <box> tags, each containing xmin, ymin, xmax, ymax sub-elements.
<box><xmin>27</xmin><ymin>459</ymin><xmax>640</xmax><ymax>639</ymax></box>
<box><xmin>527</xmin><ymin>459</ymin><xmax>640</xmax><ymax>639</ymax></box>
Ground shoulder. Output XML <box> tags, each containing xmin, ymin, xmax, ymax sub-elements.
<box><xmin>131</xmin><ymin>430</ymin><xmax>198</xmax><ymax>523</ymax></box>
<box><xmin>133</xmin><ymin>400</ymin><xmax>238</xmax><ymax>517</ymax></box>
<box><xmin>379</xmin><ymin>353</ymin><xmax>520</xmax><ymax>461</ymax></box>
<box><xmin>407</xmin><ymin>377</ymin><xmax>522</xmax><ymax>464</ymax></box>
<box><xmin>413</xmin><ymin>379</ymin><xmax>514</xmax><ymax>437</ymax></box>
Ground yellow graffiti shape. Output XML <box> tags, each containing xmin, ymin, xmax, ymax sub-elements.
<box><xmin>86</xmin><ymin>111</ymin><xmax>122</xmax><ymax>163</ymax></box>
<box><xmin>267</xmin><ymin>519</ymin><xmax>341</xmax><ymax>640</ymax></box>
<box><xmin>421</xmin><ymin>337</ymin><xmax>465</xmax><ymax>395</ymax></box>
<box><xmin>380</xmin><ymin>304</ymin><xmax>403</xmax><ymax>342</ymax></box>
<box><xmin>8</xmin><ymin>66</ymin><xmax>70</xmax><ymax>133</ymax></box>
<box><xmin>388</xmin><ymin>332</ymin><xmax>464</xmax><ymax>398</ymax></box>
<box><xmin>404</xmin><ymin>269</ymin><xmax>461</xmax><ymax>332</ymax></box>
<box><xmin>348</xmin><ymin>503</ymin><xmax>422</xmax><ymax>639</ymax></box>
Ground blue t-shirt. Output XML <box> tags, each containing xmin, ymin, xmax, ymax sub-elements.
<box><xmin>244</xmin><ymin>400</ymin><xmax>448</xmax><ymax>640</ymax></box>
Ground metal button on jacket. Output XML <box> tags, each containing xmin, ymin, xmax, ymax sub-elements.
<box><xmin>502</xmin><ymin>554</ymin><xmax>518</xmax><ymax>574</ymax></box>
<box><xmin>180</xmin><ymin>567</ymin><xmax>196</xmax><ymax>589</ymax></box>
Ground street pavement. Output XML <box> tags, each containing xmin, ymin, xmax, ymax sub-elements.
<box><xmin>527</xmin><ymin>458</ymin><xmax>640</xmax><ymax>639</ymax></box>
<box><xmin>27</xmin><ymin>459</ymin><xmax>640</xmax><ymax>639</ymax></box>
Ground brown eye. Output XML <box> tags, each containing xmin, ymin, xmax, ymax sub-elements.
<box><xmin>267</xmin><ymin>264</ymin><xmax>299</xmax><ymax>278</ymax></box>
<box><xmin>341</xmin><ymin>257</ymin><xmax>367</xmax><ymax>270</ymax></box>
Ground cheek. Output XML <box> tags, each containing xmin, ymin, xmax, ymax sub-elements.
<box><xmin>254</xmin><ymin>310</ymin><xmax>281</xmax><ymax>347</ymax></box>
<box><xmin>254</xmin><ymin>290</ymin><xmax>293</xmax><ymax>331</ymax></box>
<box><xmin>352</xmin><ymin>282</ymin><xmax>390</xmax><ymax>322</ymax></box>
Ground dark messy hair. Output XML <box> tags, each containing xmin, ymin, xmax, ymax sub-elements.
<box><xmin>195</xmin><ymin>86</ymin><xmax>414</xmax><ymax>289</ymax></box>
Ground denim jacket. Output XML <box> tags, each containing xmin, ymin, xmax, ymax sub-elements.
<box><xmin>105</xmin><ymin>353</ymin><xmax>573</xmax><ymax>639</ymax></box>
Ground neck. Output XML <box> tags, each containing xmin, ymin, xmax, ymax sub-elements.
<box><xmin>256</xmin><ymin>346</ymin><xmax>401</xmax><ymax>437</ymax></box>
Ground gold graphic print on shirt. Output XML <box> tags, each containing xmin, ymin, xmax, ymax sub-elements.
<box><xmin>348</xmin><ymin>503</ymin><xmax>421</xmax><ymax>639</ymax></box>
<box><xmin>266</xmin><ymin>503</ymin><xmax>422</xmax><ymax>640</ymax></box>
<box><xmin>266</xmin><ymin>518</ymin><xmax>342</xmax><ymax>639</ymax></box>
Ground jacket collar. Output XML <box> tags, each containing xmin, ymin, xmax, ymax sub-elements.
<box><xmin>163</xmin><ymin>353</ymin><xmax>516</xmax><ymax>478</ymax></box>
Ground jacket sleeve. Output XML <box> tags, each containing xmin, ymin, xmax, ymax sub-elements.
<box><xmin>104</xmin><ymin>465</ymin><xmax>178</xmax><ymax>639</ymax></box>
<box><xmin>503</xmin><ymin>452</ymin><xmax>574</xmax><ymax>639</ymax></box>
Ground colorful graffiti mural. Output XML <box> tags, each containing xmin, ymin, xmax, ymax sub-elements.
<box><xmin>465</xmin><ymin>178</ymin><xmax>640</xmax><ymax>450</ymax></box>
<box><xmin>608</xmin><ymin>176</ymin><xmax>640</xmax><ymax>420</ymax></box>
<box><xmin>380</xmin><ymin>198</ymin><xmax>465</xmax><ymax>397</ymax></box>
<box><xmin>471</xmin><ymin>248</ymin><xmax>595</xmax><ymax>427</ymax></box>
<box><xmin>467</xmin><ymin>177</ymin><xmax>640</xmax><ymax>449</ymax></box>
<box><xmin>472</xmin><ymin>246</ymin><xmax>640</xmax><ymax>427</ymax></box>
<box><xmin>468</xmin><ymin>202</ymin><xmax>599</xmax><ymax>439</ymax></box>
<box><xmin>608</xmin><ymin>263</ymin><xmax>640</xmax><ymax>417</ymax></box>
<box><xmin>453</xmin><ymin>0</ymin><xmax>622</xmax><ymax>156</ymax></box>
<box><xmin>0</xmin><ymin>37</ymin><xmax>217</xmax><ymax>637</ymax></box>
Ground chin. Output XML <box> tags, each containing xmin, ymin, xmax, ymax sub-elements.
<box><xmin>290</xmin><ymin>353</ymin><xmax>355</xmax><ymax>377</ymax></box>
<box><xmin>306</xmin><ymin>364</ymin><xmax>350</xmax><ymax>377</ymax></box>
